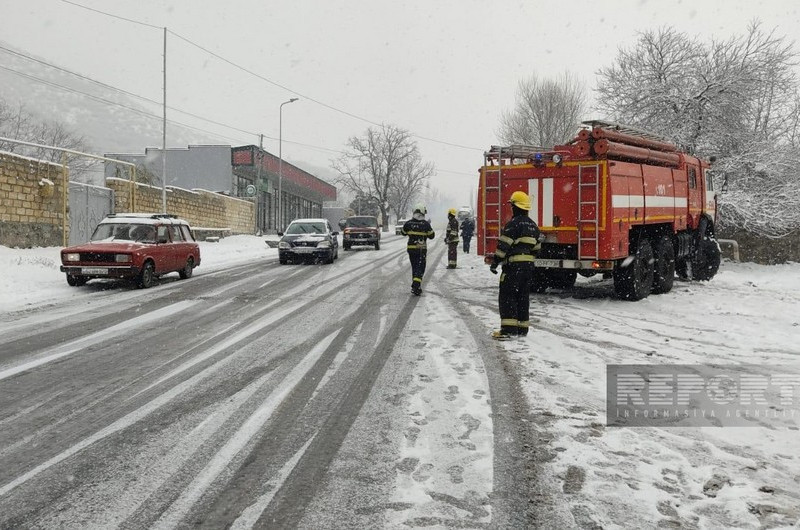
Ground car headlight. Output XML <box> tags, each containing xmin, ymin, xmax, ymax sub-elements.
<box><xmin>64</xmin><ymin>253</ymin><xmax>80</xmax><ymax>262</ymax></box>
<box><xmin>317</xmin><ymin>241</ymin><xmax>331</xmax><ymax>248</ymax></box>
<box><xmin>115</xmin><ymin>254</ymin><xmax>131</xmax><ymax>263</ymax></box>
<box><xmin>278</xmin><ymin>241</ymin><xmax>290</xmax><ymax>249</ymax></box>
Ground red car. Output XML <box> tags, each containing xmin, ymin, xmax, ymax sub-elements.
<box><xmin>342</xmin><ymin>216</ymin><xmax>381</xmax><ymax>250</ymax></box>
<box><xmin>60</xmin><ymin>213</ymin><xmax>201</xmax><ymax>288</ymax></box>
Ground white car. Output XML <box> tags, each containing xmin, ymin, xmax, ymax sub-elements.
<box><xmin>394</xmin><ymin>219</ymin><xmax>408</xmax><ymax>235</ymax></box>
<box><xmin>277</xmin><ymin>218</ymin><xmax>339</xmax><ymax>264</ymax></box>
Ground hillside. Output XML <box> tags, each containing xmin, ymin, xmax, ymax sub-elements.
<box><xmin>0</xmin><ymin>42</ymin><xmax>335</xmax><ymax>184</ymax></box>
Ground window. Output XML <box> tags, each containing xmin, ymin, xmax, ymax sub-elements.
<box><xmin>688</xmin><ymin>167</ymin><xmax>697</xmax><ymax>189</ymax></box>
<box><xmin>157</xmin><ymin>225</ymin><xmax>170</xmax><ymax>243</ymax></box>
<box><xmin>705</xmin><ymin>170</ymin><xmax>714</xmax><ymax>191</ymax></box>
<box><xmin>286</xmin><ymin>222</ymin><xmax>326</xmax><ymax>234</ymax></box>
<box><xmin>170</xmin><ymin>225</ymin><xmax>184</xmax><ymax>241</ymax></box>
<box><xmin>180</xmin><ymin>224</ymin><xmax>195</xmax><ymax>241</ymax></box>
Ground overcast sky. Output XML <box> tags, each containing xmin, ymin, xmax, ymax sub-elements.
<box><xmin>2</xmin><ymin>0</ymin><xmax>799</xmax><ymax>207</ymax></box>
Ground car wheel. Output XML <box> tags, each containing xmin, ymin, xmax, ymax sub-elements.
<box><xmin>66</xmin><ymin>274</ymin><xmax>88</xmax><ymax>287</ymax></box>
<box><xmin>375</xmin><ymin>241</ymin><xmax>380</xmax><ymax>250</ymax></box>
<box><xmin>137</xmin><ymin>260</ymin><xmax>155</xmax><ymax>289</ymax></box>
<box><xmin>178</xmin><ymin>257</ymin><xmax>194</xmax><ymax>279</ymax></box>
<box><xmin>343</xmin><ymin>243</ymin><xmax>351</xmax><ymax>251</ymax></box>
<box><xmin>334</xmin><ymin>247</ymin><xmax>339</xmax><ymax>260</ymax></box>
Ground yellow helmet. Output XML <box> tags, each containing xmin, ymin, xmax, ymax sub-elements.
<box><xmin>509</xmin><ymin>190</ymin><xmax>531</xmax><ymax>211</ymax></box>
<box><xmin>448</xmin><ymin>208</ymin><xmax>457</xmax><ymax>216</ymax></box>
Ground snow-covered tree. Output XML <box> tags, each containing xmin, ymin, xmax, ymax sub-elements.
<box><xmin>497</xmin><ymin>72</ymin><xmax>587</xmax><ymax>147</ymax></box>
<box><xmin>595</xmin><ymin>22</ymin><xmax>800</xmax><ymax>237</ymax></box>
<box><xmin>333</xmin><ymin>125</ymin><xmax>433</xmax><ymax>230</ymax></box>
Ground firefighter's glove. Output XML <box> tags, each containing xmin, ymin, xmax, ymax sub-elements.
<box><xmin>490</xmin><ymin>264</ymin><xmax>498</xmax><ymax>275</ymax></box>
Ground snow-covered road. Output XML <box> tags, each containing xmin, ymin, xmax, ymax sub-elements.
<box><xmin>1</xmin><ymin>235</ymin><xmax>799</xmax><ymax>528</ymax></box>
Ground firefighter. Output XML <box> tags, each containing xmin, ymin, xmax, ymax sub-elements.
<box><xmin>489</xmin><ymin>191</ymin><xmax>541</xmax><ymax>339</ymax></box>
<box><xmin>402</xmin><ymin>204</ymin><xmax>435</xmax><ymax>295</ymax></box>
<box><xmin>446</xmin><ymin>208</ymin><xmax>460</xmax><ymax>268</ymax></box>
<box><xmin>460</xmin><ymin>216</ymin><xmax>475</xmax><ymax>253</ymax></box>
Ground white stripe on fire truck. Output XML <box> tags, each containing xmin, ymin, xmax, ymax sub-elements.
<box><xmin>528</xmin><ymin>179</ymin><xmax>539</xmax><ymax>226</ymax></box>
<box><xmin>542</xmin><ymin>178</ymin><xmax>554</xmax><ymax>227</ymax></box>
<box><xmin>611</xmin><ymin>195</ymin><xmax>688</xmax><ymax>208</ymax></box>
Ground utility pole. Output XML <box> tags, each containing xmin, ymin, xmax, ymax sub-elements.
<box><xmin>161</xmin><ymin>27</ymin><xmax>167</xmax><ymax>214</ymax></box>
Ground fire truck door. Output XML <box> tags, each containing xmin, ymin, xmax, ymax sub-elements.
<box><xmin>702</xmin><ymin>167</ymin><xmax>717</xmax><ymax>220</ymax></box>
<box><xmin>686</xmin><ymin>164</ymin><xmax>702</xmax><ymax>227</ymax></box>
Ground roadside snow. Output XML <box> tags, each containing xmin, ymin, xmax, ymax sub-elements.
<box><xmin>2</xmin><ymin>238</ymin><xmax>799</xmax><ymax>528</ymax></box>
<box><xmin>0</xmin><ymin>235</ymin><xmax>274</xmax><ymax>314</ymax></box>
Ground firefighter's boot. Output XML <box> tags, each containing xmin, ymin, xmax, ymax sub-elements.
<box><xmin>491</xmin><ymin>330</ymin><xmax>512</xmax><ymax>341</ymax></box>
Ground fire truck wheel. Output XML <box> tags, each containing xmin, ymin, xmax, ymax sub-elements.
<box><xmin>549</xmin><ymin>269</ymin><xmax>577</xmax><ymax>289</ymax></box>
<box><xmin>613</xmin><ymin>238</ymin><xmax>654</xmax><ymax>301</ymax></box>
<box><xmin>675</xmin><ymin>259</ymin><xmax>689</xmax><ymax>279</ymax></box>
<box><xmin>691</xmin><ymin>237</ymin><xmax>721</xmax><ymax>281</ymax></box>
<box><xmin>531</xmin><ymin>268</ymin><xmax>549</xmax><ymax>293</ymax></box>
<box><xmin>652</xmin><ymin>235</ymin><xmax>675</xmax><ymax>294</ymax></box>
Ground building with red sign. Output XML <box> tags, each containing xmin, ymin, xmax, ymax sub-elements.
<box><xmin>105</xmin><ymin>145</ymin><xmax>337</xmax><ymax>233</ymax></box>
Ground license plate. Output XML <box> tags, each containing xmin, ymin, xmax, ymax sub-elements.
<box><xmin>82</xmin><ymin>267</ymin><xmax>109</xmax><ymax>275</ymax></box>
<box><xmin>535</xmin><ymin>259</ymin><xmax>560</xmax><ymax>268</ymax></box>
<box><xmin>293</xmin><ymin>248</ymin><xmax>314</xmax><ymax>253</ymax></box>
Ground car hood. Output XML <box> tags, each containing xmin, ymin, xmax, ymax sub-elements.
<box><xmin>281</xmin><ymin>234</ymin><xmax>328</xmax><ymax>243</ymax></box>
<box><xmin>62</xmin><ymin>241</ymin><xmax>155</xmax><ymax>253</ymax></box>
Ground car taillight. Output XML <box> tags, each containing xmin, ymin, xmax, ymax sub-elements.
<box><xmin>64</xmin><ymin>253</ymin><xmax>80</xmax><ymax>262</ymax></box>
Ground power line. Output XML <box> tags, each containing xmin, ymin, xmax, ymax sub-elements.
<box><xmin>0</xmin><ymin>59</ymin><xmax>345</xmax><ymax>156</ymax></box>
<box><xmin>0</xmin><ymin>45</ymin><xmax>260</xmax><ymax>139</ymax></box>
<box><xmin>61</xmin><ymin>0</ymin><xmax>162</xmax><ymax>29</ymax></box>
<box><xmin>59</xmin><ymin>0</ymin><xmax>484</xmax><ymax>152</ymax></box>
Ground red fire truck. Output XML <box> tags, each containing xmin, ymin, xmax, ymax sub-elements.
<box><xmin>477</xmin><ymin>120</ymin><xmax>721</xmax><ymax>300</ymax></box>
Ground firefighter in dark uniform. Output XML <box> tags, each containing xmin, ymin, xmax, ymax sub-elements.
<box><xmin>461</xmin><ymin>216</ymin><xmax>475</xmax><ymax>253</ymax></box>
<box><xmin>489</xmin><ymin>191</ymin><xmax>541</xmax><ymax>339</ymax></box>
<box><xmin>402</xmin><ymin>204</ymin><xmax>435</xmax><ymax>295</ymax></box>
<box><xmin>446</xmin><ymin>208</ymin><xmax>460</xmax><ymax>268</ymax></box>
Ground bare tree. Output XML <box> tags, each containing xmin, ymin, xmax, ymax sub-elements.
<box><xmin>388</xmin><ymin>149</ymin><xmax>434</xmax><ymax>221</ymax></box>
<box><xmin>497</xmin><ymin>72</ymin><xmax>587</xmax><ymax>147</ymax></box>
<box><xmin>0</xmin><ymin>96</ymin><xmax>98</xmax><ymax>180</ymax></box>
<box><xmin>333</xmin><ymin>125</ymin><xmax>432</xmax><ymax>230</ymax></box>
<box><xmin>595</xmin><ymin>22</ymin><xmax>800</xmax><ymax>237</ymax></box>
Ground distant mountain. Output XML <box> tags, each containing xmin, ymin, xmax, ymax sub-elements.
<box><xmin>0</xmin><ymin>42</ymin><xmax>336</xmax><ymax>185</ymax></box>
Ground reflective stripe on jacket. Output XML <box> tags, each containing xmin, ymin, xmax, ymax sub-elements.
<box><xmin>492</xmin><ymin>214</ymin><xmax>541</xmax><ymax>265</ymax></box>
<box><xmin>402</xmin><ymin>218</ymin><xmax>435</xmax><ymax>249</ymax></box>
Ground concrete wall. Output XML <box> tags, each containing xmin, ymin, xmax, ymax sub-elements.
<box><xmin>106</xmin><ymin>178</ymin><xmax>254</xmax><ymax>235</ymax></box>
<box><xmin>0</xmin><ymin>151</ymin><xmax>67</xmax><ymax>248</ymax></box>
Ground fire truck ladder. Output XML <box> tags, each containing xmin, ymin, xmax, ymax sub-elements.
<box><xmin>577</xmin><ymin>164</ymin><xmax>600</xmax><ymax>260</ymax></box>
<box><xmin>482</xmin><ymin>154</ymin><xmax>502</xmax><ymax>252</ymax></box>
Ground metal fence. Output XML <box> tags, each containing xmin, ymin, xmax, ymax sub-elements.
<box><xmin>68</xmin><ymin>182</ymin><xmax>114</xmax><ymax>245</ymax></box>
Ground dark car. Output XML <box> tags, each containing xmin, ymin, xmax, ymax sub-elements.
<box><xmin>60</xmin><ymin>213</ymin><xmax>201</xmax><ymax>288</ymax></box>
<box><xmin>342</xmin><ymin>216</ymin><xmax>381</xmax><ymax>250</ymax></box>
<box><xmin>278</xmin><ymin>218</ymin><xmax>339</xmax><ymax>264</ymax></box>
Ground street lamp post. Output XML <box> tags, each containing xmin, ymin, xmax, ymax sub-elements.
<box><xmin>278</xmin><ymin>97</ymin><xmax>299</xmax><ymax>231</ymax></box>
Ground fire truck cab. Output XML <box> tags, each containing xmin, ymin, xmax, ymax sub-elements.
<box><xmin>477</xmin><ymin>121</ymin><xmax>721</xmax><ymax>300</ymax></box>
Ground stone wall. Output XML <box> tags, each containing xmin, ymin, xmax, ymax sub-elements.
<box><xmin>719</xmin><ymin>228</ymin><xmax>800</xmax><ymax>264</ymax></box>
<box><xmin>0</xmin><ymin>151</ymin><xmax>67</xmax><ymax>248</ymax></box>
<box><xmin>106</xmin><ymin>178</ymin><xmax>254</xmax><ymax>234</ymax></box>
